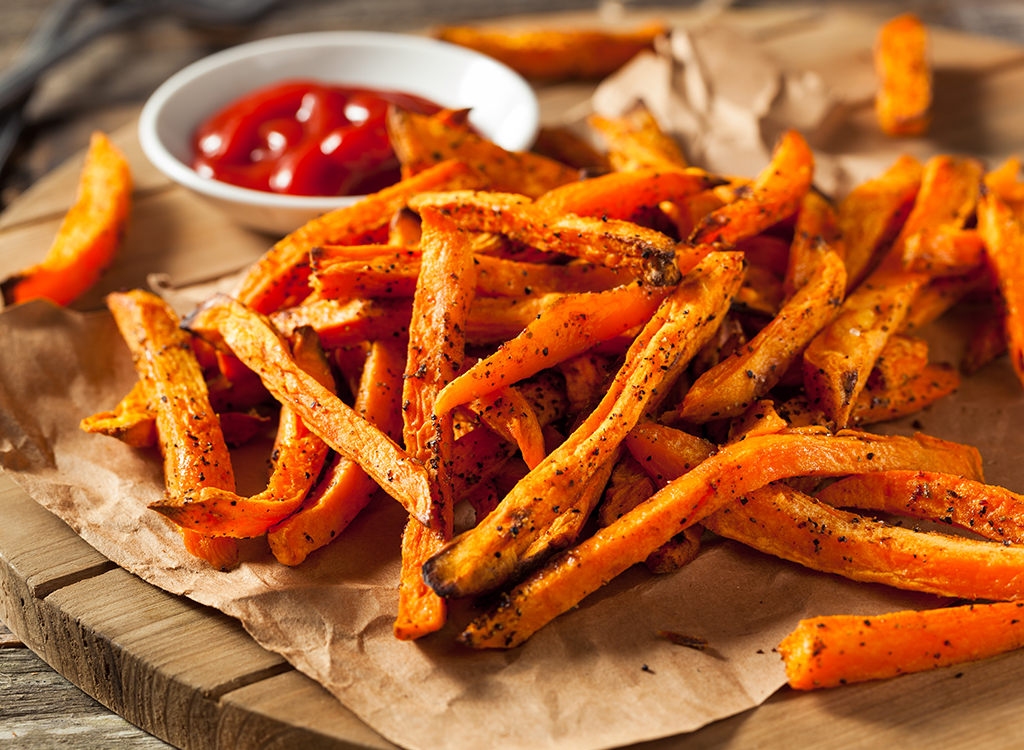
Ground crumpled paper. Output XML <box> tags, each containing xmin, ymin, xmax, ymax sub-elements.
<box><xmin>587</xmin><ymin>22</ymin><xmax>892</xmax><ymax>198</ymax></box>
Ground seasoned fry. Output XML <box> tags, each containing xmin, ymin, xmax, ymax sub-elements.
<box><xmin>530</xmin><ymin>126</ymin><xmax>610</xmax><ymax>172</ymax></box>
<box><xmin>851</xmin><ymin>362</ymin><xmax>959</xmax><ymax>426</ymax></box>
<box><xmin>460</xmin><ymin>430</ymin><xmax>983</xmax><ymax>648</ymax></box>
<box><xmin>587</xmin><ymin>102</ymin><xmax>689</xmax><ymax>171</ymax></box>
<box><xmin>784</xmin><ymin>189</ymin><xmax>844</xmax><ymax>300</ymax></box>
<box><xmin>386</xmin><ymin>107</ymin><xmax>578</xmax><ymax>197</ymax></box>
<box><xmin>80</xmin><ymin>379</ymin><xmax>157</xmax><ymax>448</ymax></box>
<box><xmin>424</xmin><ymin>252</ymin><xmax>744</xmax><ymax>599</ymax></box>
<box><xmin>395</xmin><ymin>207</ymin><xmax>477</xmax><ymax>640</ymax></box>
<box><xmin>535</xmin><ymin>167</ymin><xmax>722</xmax><ymax>221</ymax></box>
<box><xmin>838</xmin><ymin>154</ymin><xmax>922</xmax><ymax>290</ymax></box>
<box><xmin>875</xmin><ymin>13</ymin><xmax>931</xmax><ymax>137</ymax></box>
<box><xmin>779</xmin><ymin>602</ymin><xmax>1024</xmax><ymax>690</ymax></box>
<box><xmin>816</xmin><ymin>470</ymin><xmax>1024</xmax><ymax>544</ymax></box>
<box><xmin>705</xmin><ymin>482</ymin><xmax>1024</xmax><ymax>602</ymax></box>
<box><xmin>409</xmin><ymin>190</ymin><xmax>682</xmax><ymax>285</ymax></box>
<box><xmin>435</xmin><ymin>23</ymin><xmax>666</xmax><ymax>81</ymax></box>
<box><xmin>3</xmin><ymin>132</ymin><xmax>131</xmax><ymax>307</ymax></box>
<box><xmin>688</xmin><ymin>130</ymin><xmax>813</xmax><ymax>248</ymax></box>
<box><xmin>977</xmin><ymin>189</ymin><xmax>1024</xmax><ymax>390</ymax></box>
<box><xmin>434</xmin><ymin>280</ymin><xmax>671</xmax><ymax>416</ymax></box>
<box><xmin>106</xmin><ymin>289</ymin><xmax>238</xmax><ymax>570</ymax></box>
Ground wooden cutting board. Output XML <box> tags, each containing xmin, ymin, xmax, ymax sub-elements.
<box><xmin>5</xmin><ymin>5</ymin><xmax>1024</xmax><ymax>749</ymax></box>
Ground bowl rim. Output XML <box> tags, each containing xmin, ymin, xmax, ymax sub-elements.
<box><xmin>138</xmin><ymin>30</ymin><xmax>540</xmax><ymax>212</ymax></box>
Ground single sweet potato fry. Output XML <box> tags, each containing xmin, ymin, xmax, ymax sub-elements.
<box><xmin>530</xmin><ymin>126</ymin><xmax>611</xmax><ymax>171</ymax></box>
<box><xmin>459</xmin><ymin>429</ymin><xmax>983</xmax><ymax>648</ymax></box>
<box><xmin>435</xmin><ymin>23</ymin><xmax>666</xmax><ymax>81</ymax></box>
<box><xmin>409</xmin><ymin>190</ymin><xmax>682</xmax><ymax>286</ymax></box>
<box><xmin>779</xmin><ymin>601</ymin><xmax>1024</xmax><ymax>690</ymax></box>
<box><xmin>535</xmin><ymin>168</ymin><xmax>723</xmax><ymax>221</ymax></box>
<box><xmin>706</xmin><ymin>482</ymin><xmax>1024</xmax><ymax>602</ymax></box>
<box><xmin>587</xmin><ymin>102</ymin><xmax>689</xmax><ymax>171</ymax></box>
<box><xmin>80</xmin><ymin>379</ymin><xmax>157</xmax><ymax>448</ymax></box>
<box><xmin>784</xmin><ymin>189</ymin><xmax>844</xmax><ymax>300</ymax></box>
<box><xmin>395</xmin><ymin>207</ymin><xmax>477</xmax><ymax>640</ymax></box>
<box><xmin>433</xmin><ymin>280</ymin><xmax>671</xmax><ymax>416</ymax></box>
<box><xmin>875</xmin><ymin>13</ymin><xmax>931</xmax><ymax>137</ymax></box>
<box><xmin>838</xmin><ymin>154</ymin><xmax>922</xmax><ymax>291</ymax></box>
<box><xmin>105</xmin><ymin>289</ymin><xmax>238</xmax><ymax>570</ymax></box>
<box><xmin>688</xmin><ymin>130</ymin><xmax>813</xmax><ymax>248</ymax></box>
<box><xmin>817</xmin><ymin>469</ymin><xmax>1024</xmax><ymax>544</ymax></box>
<box><xmin>387</xmin><ymin>107</ymin><xmax>578</xmax><ymax>197</ymax></box>
<box><xmin>3</xmin><ymin>131</ymin><xmax>132</xmax><ymax>307</ymax></box>
<box><xmin>269</xmin><ymin>297</ymin><xmax>414</xmax><ymax>349</ymax></box>
<box><xmin>901</xmin><ymin>226</ymin><xmax>985</xmax><ymax>277</ymax></box>
<box><xmin>851</xmin><ymin>362</ymin><xmax>959</xmax><ymax>426</ymax></box>
<box><xmin>977</xmin><ymin>189</ymin><xmax>1024</xmax><ymax>390</ymax></box>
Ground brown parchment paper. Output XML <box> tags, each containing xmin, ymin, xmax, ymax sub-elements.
<box><xmin>4</xmin><ymin>13</ymin><xmax>1024</xmax><ymax>750</ymax></box>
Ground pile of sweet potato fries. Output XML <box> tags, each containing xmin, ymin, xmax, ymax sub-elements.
<box><xmin>70</xmin><ymin>16</ymin><xmax>1024</xmax><ymax>693</ymax></box>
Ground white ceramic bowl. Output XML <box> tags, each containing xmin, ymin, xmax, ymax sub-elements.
<box><xmin>138</xmin><ymin>31</ymin><xmax>540</xmax><ymax>236</ymax></box>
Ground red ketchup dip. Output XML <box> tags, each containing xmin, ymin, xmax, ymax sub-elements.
<box><xmin>192</xmin><ymin>79</ymin><xmax>441</xmax><ymax>197</ymax></box>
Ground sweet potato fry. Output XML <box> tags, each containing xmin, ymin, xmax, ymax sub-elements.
<box><xmin>587</xmin><ymin>102</ymin><xmax>689</xmax><ymax>171</ymax></box>
<box><xmin>459</xmin><ymin>429</ymin><xmax>983</xmax><ymax>648</ymax></box>
<box><xmin>422</xmin><ymin>252</ymin><xmax>744</xmax><ymax>599</ymax></box>
<box><xmin>779</xmin><ymin>601</ymin><xmax>1024</xmax><ymax>690</ymax></box>
<box><xmin>151</xmin><ymin>327</ymin><xmax>335</xmax><ymax>538</ymax></box>
<box><xmin>783</xmin><ymin>189</ymin><xmax>844</xmax><ymax>300</ymax></box>
<box><xmin>901</xmin><ymin>227</ymin><xmax>985</xmax><ymax>277</ymax></box>
<box><xmin>189</xmin><ymin>294</ymin><xmax>434</xmax><ymax>524</ymax></box>
<box><xmin>688</xmin><ymin>130</ymin><xmax>813</xmax><ymax>248</ymax></box>
<box><xmin>105</xmin><ymin>289</ymin><xmax>238</xmax><ymax>570</ymax></box>
<box><xmin>395</xmin><ymin>207</ymin><xmax>477</xmax><ymax>640</ymax></box>
<box><xmin>838</xmin><ymin>154</ymin><xmax>922</xmax><ymax>291</ymax></box>
<box><xmin>468</xmin><ymin>386</ymin><xmax>546</xmax><ymax>469</ymax></box>
<box><xmin>875</xmin><ymin>13</ymin><xmax>931</xmax><ymax>137</ymax></box>
<box><xmin>433</xmin><ymin>280</ymin><xmax>671</xmax><ymax>416</ymax></box>
<box><xmin>386</xmin><ymin>107</ymin><xmax>578</xmax><ymax>197</ymax></box>
<box><xmin>678</xmin><ymin>244</ymin><xmax>845</xmax><ymax>423</ymax></box>
<box><xmin>535</xmin><ymin>168</ymin><xmax>723</xmax><ymax>221</ymax></box>
<box><xmin>435</xmin><ymin>23</ymin><xmax>666</xmax><ymax>81</ymax></box>
<box><xmin>409</xmin><ymin>190</ymin><xmax>682</xmax><ymax>286</ymax></box>
<box><xmin>3</xmin><ymin>131</ymin><xmax>131</xmax><ymax>307</ymax></box>
<box><xmin>233</xmin><ymin>159</ymin><xmax>486</xmax><ymax>313</ymax></box>
<box><xmin>977</xmin><ymin>189</ymin><xmax>1024</xmax><ymax>390</ymax></box>
<box><xmin>268</xmin><ymin>339</ymin><xmax>405</xmax><ymax>565</ymax></box>
<box><xmin>705</xmin><ymin>482</ymin><xmax>1024</xmax><ymax>602</ymax></box>
<box><xmin>852</xmin><ymin>363</ymin><xmax>959</xmax><ymax>426</ymax></box>
<box><xmin>816</xmin><ymin>469</ymin><xmax>1024</xmax><ymax>544</ymax></box>
<box><xmin>79</xmin><ymin>379</ymin><xmax>157</xmax><ymax>448</ymax></box>
<box><xmin>530</xmin><ymin>126</ymin><xmax>610</xmax><ymax>172</ymax></box>
<box><xmin>868</xmin><ymin>334</ymin><xmax>929</xmax><ymax>390</ymax></box>
<box><xmin>269</xmin><ymin>297</ymin><xmax>413</xmax><ymax>349</ymax></box>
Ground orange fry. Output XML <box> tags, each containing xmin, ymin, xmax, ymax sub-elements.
<box><xmin>875</xmin><ymin>13</ymin><xmax>931</xmax><ymax>136</ymax></box>
<box><xmin>779</xmin><ymin>602</ymin><xmax>1024</xmax><ymax>690</ymax></box>
<box><xmin>3</xmin><ymin>131</ymin><xmax>131</xmax><ymax>307</ymax></box>
<box><xmin>688</xmin><ymin>130</ymin><xmax>813</xmax><ymax>248</ymax></box>
<box><xmin>434</xmin><ymin>280</ymin><xmax>671</xmax><ymax>415</ymax></box>
<box><xmin>105</xmin><ymin>289</ymin><xmax>238</xmax><ymax>570</ymax></box>
<box><xmin>977</xmin><ymin>189</ymin><xmax>1024</xmax><ymax>390</ymax></box>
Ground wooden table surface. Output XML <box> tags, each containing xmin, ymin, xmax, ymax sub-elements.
<box><xmin>4</xmin><ymin>1</ymin><xmax>1024</xmax><ymax>748</ymax></box>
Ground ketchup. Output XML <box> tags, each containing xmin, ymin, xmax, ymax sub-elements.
<box><xmin>191</xmin><ymin>79</ymin><xmax>442</xmax><ymax>197</ymax></box>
